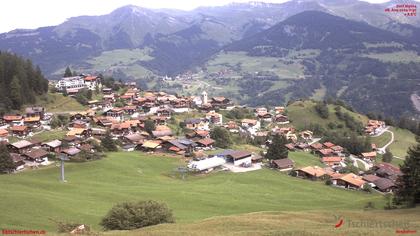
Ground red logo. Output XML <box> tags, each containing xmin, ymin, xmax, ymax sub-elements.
<box><xmin>334</xmin><ymin>215</ymin><xmax>344</xmax><ymax>228</ymax></box>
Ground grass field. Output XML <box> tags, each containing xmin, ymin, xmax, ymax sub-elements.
<box><xmin>361</xmin><ymin>50</ymin><xmax>420</xmax><ymax>63</ymax></box>
<box><xmin>32</xmin><ymin>93</ymin><xmax>86</xmax><ymax>112</ymax></box>
<box><xmin>110</xmin><ymin>209</ymin><xmax>420</xmax><ymax>236</ymax></box>
<box><xmin>388</xmin><ymin>127</ymin><xmax>416</xmax><ymax>158</ymax></box>
<box><xmin>371</xmin><ymin>131</ymin><xmax>392</xmax><ymax>148</ymax></box>
<box><xmin>0</xmin><ymin>152</ymin><xmax>387</xmax><ymax>233</ymax></box>
<box><xmin>371</xmin><ymin>127</ymin><xmax>416</xmax><ymax>158</ymax></box>
<box><xmin>205</xmin><ymin>51</ymin><xmax>305</xmax><ymax>79</ymax></box>
<box><xmin>288</xmin><ymin>151</ymin><xmax>324</xmax><ymax>168</ymax></box>
<box><xmin>286</xmin><ymin>100</ymin><xmax>368</xmax><ymax>132</ymax></box>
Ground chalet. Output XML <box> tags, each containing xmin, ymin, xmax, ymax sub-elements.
<box><xmin>372</xmin><ymin>178</ymin><xmax>396</xmax><ymax>192</ymax></box>
<box><xmin>323</xmin><ymin>142</ymin><xmax>335</xmax><ymax>149</ymax></box>
<box><xmin>123</xmin><ymin>133</ymin><xmax>144</xmax><ymax>146</ymax></box>
<box><xmin>141</xmin><ymin>140</ymin><xmax>161</xmax><ymax>152</ymax></box>
<box><xmin>296</xmin><ymin>166</ymin><xmax>327</xmax><ymax>180</ymax></box>
<box><xmin>23</xmin><ymin>116</ymin><xmax>41</xmax><ymax>127</ymax></box>
<box><xmin>103</xmin><ymin>94</ymin><xmax>116</xmax><ymax>103</ymax></box>
<box><xmin>299</xmin><ymin>130</ymin><xmax>313</xmax><ymax>140</ymax></box>
<box><xmin>317</xmin><ymin>148</ymin><xmax>334</xmax><ymax>157</ymax></box>
<box><xmin>23</xmin><ymin>148</ymin><xmax>49</xmax><ymax>165</ymax></box>
<box><xmin>66</xmin><ymin>128</ymin><xmax>91</xmax><ymax>138</ymax></box>
<box><xmin>184</xmin><ymin>118</ymin><xmax>209</xmax><ymax>131</ymax></box>
<box><xmin>333</xmin><ymin>173</ymin><xmax>366</xmax><ymax>189</ymax></box>
<box><xmin>373</xmin><ymin>163</ymin><xmax>401</xmax><ymax>181</ymax></box>
<box><xmin>195</xmin><ymin>138</ymin><xmax>215</xmax><ymax>149</ymax></box>
<box><xmin>110</xmin><ymin>122</ymin><xmax>131</xmax><ymax>136</ymax></box>
<box><xmin>255</xmin><ymin>107</ymin><xmax>267</xmax><ymax>114</ymax></box>
<box><xmin>91</xmin><ymin>128</ymin><xmax>107</xmax><ymax>138</ymax></box>
<box><xmin>163</xmin><ymin>139</ymin><xmax>196</xmax><ymax>154</ymax></box>
<box><xmin>123</xmin><ymin>106</ymin><xmax>137</xmax><ymax>115</ymax></box>
<box><xmin>10</xmin><ymin>153</ymin><xmax>25</xmax><ymax>171</ymax></box>
<box><xmin>152</xmin><ymin>130</ymin><xmax>173</xmax><ymax>138</ymax></box>
<box><xmin>95</xmin><ymin>117</ymin><xmax>113</xmax><ymax>127</ymax></box>
<box><xmin>210</xmin><ymin>96</ymin><xmax>231</xmax><ymax>109</ymax></box>
<box><xmin>310</xmin><ymin>143</ymin><xmax>323</xmax><ymax>151</ymax></box>
<box><xmin>296</xmin><ymin>143</ymin><xmax>310</xmax><ymax>152</ymax></box>
<box><xmin>70</xmin><ymin>120</ymin><xmax>88</xmax><ymax>129</ymax></box>
<box><xmin>102</xmin><ymin>88</ymin><xmax>112</xmax><ymax>95</ymax></box>
<box><xmin>241</xmin><ymin>119</ymin><xmax>260</xmax><ymax>129</ymax></box>
<box><xmin>10</xmin><ymin>125</ymin><xmax>30</xmax><ymax>137</ymax></box>
<box><xmin>321</xmin><ymin>156</ymin><xmax>342</xmax><ymax>167</ymax></box>
<box><xmin>0</xmin><ymin>129</ymin><xmax>9</xmax><ymax>142</ymax></box>
<box><xmin>206</xmin><ymin>111</ymin><xmax>223</xmax><ymax>125</ymax></box>
<box><xmin>156</xmin><ymin>107</ymin><xmax>172</xmax><ymax>117</ymax></box>
<box><xmin>105</xmin><ymin>108</ymin><xmax>124</xmax><ymax>121</ymax></box>
<box><xmin>42</xmin><ymin>140</ymin><xmax>62</xmax><ymax>153</ymax></box>
<box><xmin>274</xmin><ymin>106</ymin><xmax>285</xmax><ymax>114</ymax></box>
<box><xmin>8</xmin><ymin>140</ymin><xmax>33</xmax><ymax>154</ymax></box>
<box><xmin>257</xmin><ymin>112</ymin><xmax>273</xmax><ymax>122</ymax></box>
<box><xmin>3</xmin><ymin>115</ymin><xmax>23</xmax><ymax>125</ymax></box>
<box><xmin>274</xmin><ymin>114</ymin><xmax>289</xmax><ymax>124</ymax></box>
<box><xmin>272</xmin><ymin>158</ymin><xmax>294</xmax><ymax>171</ymax></box>
<box><xmin>225</xmin><ymin>121</ymin><xmax>239</xmax><ymax>133</ymax></box>
<box><xmin>285</xmin><ymin>143</ymin><xmax>296</xmax><ymax>151</ymax></box>
<box><xmin>25</xmin><ymin>107</ymin><xmax>45</xmax><ymax>119</ymax></box>
<box><xmin>70</xmin><ymin>112</ymin><xmax>89</xmax><ymax>121</ymax></box>
<box><xmin>61</xmin><ymin>147</ymin><xmax>81</xmax><ymax>158</ymax></box>
<box><xmin>87</xmin><ymin>100</ymin><xmax>100</xmax><ymax>108</ymax></box>
<box><xmin>331</xmin><ymin>145</ymin><xmax>345</xmax><ymax>155</ymax></box>
<box><xmin>361</xmin><ymin>151</ymin><xmax>377</xmax><ymax>160</ymax></box>
<box><xmin>365</xmin><ymin>120</ymin><xmax>386</xmax><ymax>135</ymax></box>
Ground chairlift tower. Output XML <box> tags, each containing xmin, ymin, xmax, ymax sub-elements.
<box><xmin>59</xmin><ymin>154</ymin><xmax>69</xmax><ymax>182</ymax></box>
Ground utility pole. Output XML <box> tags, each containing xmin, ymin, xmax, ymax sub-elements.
<box><xmin>59</xmin><ymin>154</ymin><xmax>69</xmax><ymax>182</ymax></box>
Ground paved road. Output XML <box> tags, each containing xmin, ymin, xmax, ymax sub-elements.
<box><xmin>376</xmin><ymin>129</ymin><xmax>394</xmax><ymax>154</ymax></box>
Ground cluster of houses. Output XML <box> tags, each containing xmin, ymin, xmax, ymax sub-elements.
<box><xmin>267</xmin><ymin>139</ymin><xmax>399</xmax><ymax>193</ymax></box>
<box><xmin>365</xmin><ymin>119</ymin><xmax>386</xmax><ymax>136</ymax></box>
<box><xmin>1</xmin><ymin>75</ymin><xmax>402</xmax><ymax>194</ymax></box>
<box><xmin>0</xmin><ymin>107</ymin><xmax>52</xmax><ymax>140</ymax></box>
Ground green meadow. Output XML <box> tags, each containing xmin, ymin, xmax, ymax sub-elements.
<box><xmin>0</xmin><ymin>152</ymin><xmax>387</xmax><ymax>233</ymax></box>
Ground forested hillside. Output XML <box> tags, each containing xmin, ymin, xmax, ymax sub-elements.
<box><xmin>0</xmin><ymin>51</ymin><xmax>48</xmax><ymax>112</ymax></box>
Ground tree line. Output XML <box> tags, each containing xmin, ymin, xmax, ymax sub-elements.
<box><xmin>0</xmin><ymin>51</ymin><xmax>48</xmax><ymax>113</ymax></box>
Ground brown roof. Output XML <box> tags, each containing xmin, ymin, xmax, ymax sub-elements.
<box><xmin>323</xmin><ymin>142</ymin><xmax>335</xmax><ymax>148</ymax></box>
<box><xmin>318</xmin><ymin>149</ymin><xmax>333</xmax><ymax>156</ymax></box>
<box><xmin>10</xmin><ymin>140</ymin><xmax>33</xmax><ymax>149</ymax></box>
<box><xmin>196</xmin><ymin>138</ymin><xmax>215</xmax><ymax>146</ymax></box>
<box><xmin>227</xmin><ymin>150</ymin><xmax>252</xmax><ymax>160</ymax></box>
<box><xmin>272</xmin><ymin>158</ymin><xmax>294</xmax><ymax>169</ymax></box>
<box><xmin>362</xmin><ymin>174</ymin><xmax>381</xmax><ymax>183</ymax></box>
<box><xmin>11</xmin><ymin>126</ymin><xmax>28</xmax><ymax>132</ymax></box>
<box><xmin>310</xmin><ymin>143</ymin><xmax>323</xmax><ymax>150</ymax></box>
<box><xmin>340</xmin><ymin>173</ymin><xmax>366</xmax><ymax>188</ymax></box>
<box><xmin>361</xmin><ymin>152</ymin><xmax>377</xmax><ymax>159</ymax></box>
<box><xmin>298</xmin><ymin>166</ymin><xmax>327</xmax><ymax>177</ymax></box>
<box><xmin>321</xmin><ymin>156</ymin><xmax>342</xmax><ymax>163</ymax></box>
<box><xmin>24</xmin><ymin>149</ymin><xmax>49</xmax><ymax>160</ymax></box>
<box><xmin>373</xmin><ymin>178</ymin><xmax>395</xmax><ymax>190</ymax></box>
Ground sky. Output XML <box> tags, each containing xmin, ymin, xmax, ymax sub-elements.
<box><xmin>0</xmin><ymin>0</ymin><xmax>409</xmax><ymax>33</ymax></box>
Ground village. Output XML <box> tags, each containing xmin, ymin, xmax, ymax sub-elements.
<box><xmin>0</xmin><ymin>74</ymin><xmax>400</xmax><ymax>194</ymax></box>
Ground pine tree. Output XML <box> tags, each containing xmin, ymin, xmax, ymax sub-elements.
<box><xmin>0</xmin><ymin>144</ymin><xmax>15</xmax><ymax>174</ymax></box>
<box><xmin>382</xmin><ymin>149</ymin><xmax>393</xmax><ymax>163</ymax></box>
<box><xmin>394</xmin><ymin>142</ymin><xmax>420</xmax><ymax>207</ymax></box>
<box><xmin>101</xmin><ymin>131</ymin><xmax>118</xmax><ymax>152</ymax></box>
<box><xmin>64</xmin><ymin>66</ymin><xmax>73</xmax><ymax>77</ymax></box>
<box><xmin>144</xmin><ymin>119</ymin><xmax>156</xmax><ymax>135</ymax></box>
<box><xmin>210</xmin><ymin>127</ymin><xmax>233</xmax><ymax>148</ymax></box>
<box><xmin>265</xmin><ymin>134</ymin><xmax>289</xmax><ymax>160</ymax></box>
<box><xmin>9</xmin><ymin>75</ymin><xmax>22</xmax><ymax>109</ymax></box>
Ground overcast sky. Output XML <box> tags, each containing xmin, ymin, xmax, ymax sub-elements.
<box><xmin>0</xmin><ymin>0</ymin><xmax>412</xmax><ymax>33</ymax></box>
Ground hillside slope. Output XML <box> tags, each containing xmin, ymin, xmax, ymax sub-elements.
<box><xmin>107</xmin><ymin>209</ymin><xmax>420</xmax><ymax>236</ymax></box>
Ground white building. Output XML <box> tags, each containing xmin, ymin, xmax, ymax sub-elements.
<box><xmin>187</xmin><ymin>156</ymin><xmax>226</xmax><ymax>172</ymax></box>
<box><xmin>55</xmin><ymin>75</ymin><xmax>100</xmax><ymax>91</ymax></box>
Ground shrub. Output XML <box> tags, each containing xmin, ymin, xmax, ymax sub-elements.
<box><xmin>101</xmin><ymin>200</ymin><xmax>174</xmax><ymax>230</ymax></box>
